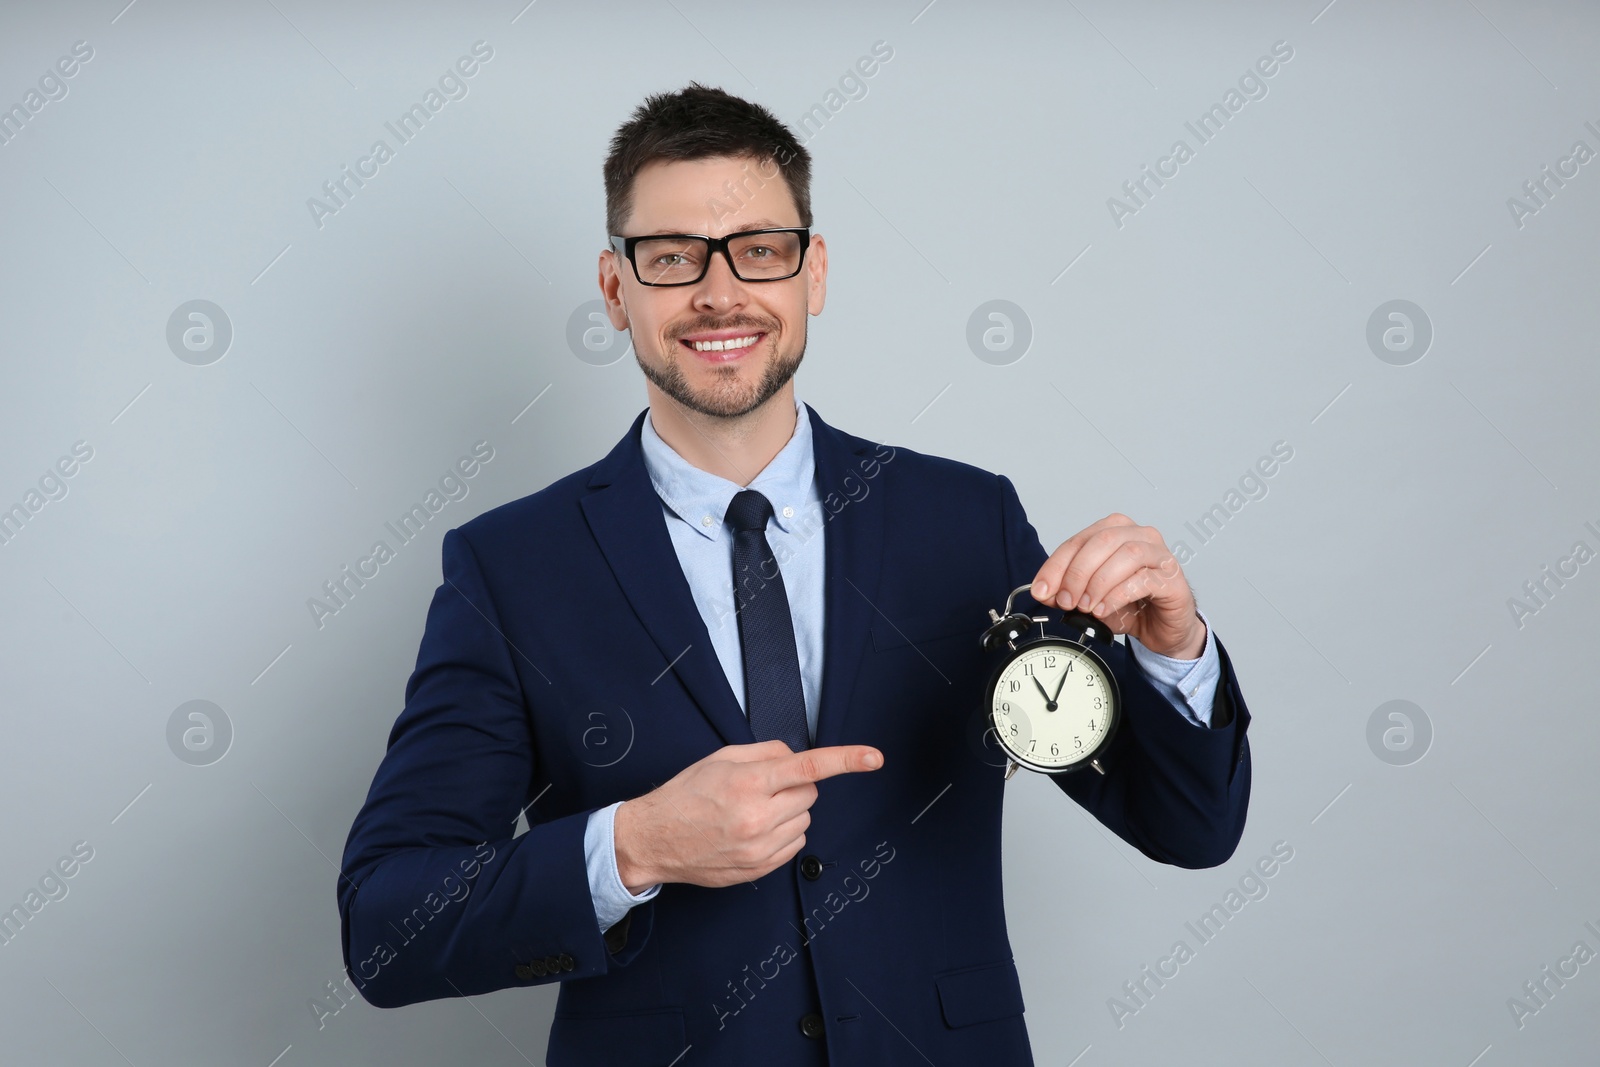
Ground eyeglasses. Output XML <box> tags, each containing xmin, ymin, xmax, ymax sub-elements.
<box><xmin>609</xmin><ymin>227</ymin><xmax>811</xmax><ymax>286</ymax></box>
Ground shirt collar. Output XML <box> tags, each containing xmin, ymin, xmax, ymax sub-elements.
<box><xmin>640</xmin><ymin>390</ymin><xmax>814</xmax><ymax>541</ymax></box>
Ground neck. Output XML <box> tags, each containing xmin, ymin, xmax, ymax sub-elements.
<box><xmin>645</xmin><ymin>383</ymin><xmax>798</xmax><ymax>487</ymax></box>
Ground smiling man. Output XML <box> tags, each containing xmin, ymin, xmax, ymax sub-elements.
<box><xmin>339</xmin><ymin>82</ymin><xmax>1252</xmax><ymax>1066</ymax></box>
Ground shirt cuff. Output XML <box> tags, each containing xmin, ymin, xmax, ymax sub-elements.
<box><xmin>583</xmin><ymin>801</ymin><xmax>662</xmax><ymax>934</ymax></box>
<box><xmin>1126</xmin><ymin>608</ymin><xmax>1221</xmax><ymax>728</ymax></box>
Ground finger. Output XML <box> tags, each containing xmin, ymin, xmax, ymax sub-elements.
<box><xmin>1094</xmin><ymin>538</ymin><xmax>1184</xmax><ymax>618</ymax></box>
<box><xmin>767</xmin><ymin>745</ymin><xmax>884</xmax><ymax>790</ymax></box>
<box><xmin>766</xmin><ymin>808</ymin><xmax>811</xmax><ymax>853</ymax></box>
<box><xmin>1056</xmin><ymin>524</ymin><xmax>1159</xmax><ymax>611</ymax></box>
<box><xmin>728</xmin><ymin>808</ymin><xmax>812</xmax><ymax>870</ymax></box>
<box><xmin>756</xmin><ymin>818</ymin><xmax>810</xmax><ymax>873</ymax></box>
<box><xmin>1094</xmin><ymin>562</ymin><xmax>1189</xmax><ymax>621</ymax></box>
<box><xmin>1078</xmin><ymin>539</ymin><xmax>1170</xmax><ymax>614</ymax></box>
<box><xmin>768</xmin><ymin>779</ymin><xmax>821</xmax><ymax>820</ymax></box>
<box><xmin>718</xmin><ymin>813</ymin><xmax>810</xmax><ymax>884</ymax></box>
<box><xmin>1031</xmin><ymin>513</ymin><xmax>1134</xmax><ymax>597</ymax></box>
<box><xmin>709</xmin><ymin>739</ymin><xmax>799</xmax><ymax>763</ymax></box>
<box><xmin>1030</xmin><ymin>513</ymin><xmax>1138</xmax><ymax>605</ymax></box>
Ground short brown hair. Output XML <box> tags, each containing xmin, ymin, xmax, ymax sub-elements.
<box><xmin>603</xmin><ymin>82</ymin><xmax>812</xmax><ymax>237</ymax></box>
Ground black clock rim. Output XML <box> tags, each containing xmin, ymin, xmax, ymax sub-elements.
<box><xmin>983</xmin><ymin>635</ymin><xmax>1123</xmax><ymax>775</ymax></box>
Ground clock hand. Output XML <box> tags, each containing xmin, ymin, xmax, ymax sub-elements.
<box><xmin>1051</xmin><ymin>668</ymin><xmax>1069</xmax><ymax>704</ymax></box>
<box><xmin>1032</xmin><ymin>676</ymin><xmax>1057</xmax><ymax>711</ymax></box>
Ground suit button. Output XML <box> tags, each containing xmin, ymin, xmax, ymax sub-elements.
<box><xmin>544</xmin><ymin>955</ymin><xmax>560</xmax><ymax>972</ymax></box>
<box><xmin>514</xmin><ymin>964</ymin><xmax>533</xmax><ymax>980</ymax></box>
<box><xmin>799</xmin><ymin>855</ymin><xmax>823</xmax><ymax>881</ymax></box>
<box><xmin>558</xmin><ymin>953</ymin><xmax>576</xmax><ymax>971</ymax></box>
<box><xmin>530</xmin><ymin>959</ymin><xmax>548</xmax><ymax>977</ymax></box>
<box><xmin>800</xmin><ymin>1012</ymin><xmax>825</xmax><ymax>1039</ymax></box>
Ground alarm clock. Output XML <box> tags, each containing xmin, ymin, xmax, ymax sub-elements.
<box><xmin>980</xmin><ymin>584</ymin><xmax>1122</xmax><ymax>780</ymax></box>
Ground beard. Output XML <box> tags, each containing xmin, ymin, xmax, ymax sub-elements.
<box><xmin>636</xmin><ymin>321</ymin><xmax>806</xmax><ymax>420</ymax></box>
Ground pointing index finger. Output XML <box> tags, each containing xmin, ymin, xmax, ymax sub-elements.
<box><xmin>768</xmin><ymin>745</ymin><xmax>884</xmax><ymax>790</ymax></box>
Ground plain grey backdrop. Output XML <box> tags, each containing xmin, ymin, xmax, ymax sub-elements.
<box><xmin>2</xmin><ymin>0</ymin><xmax>1597</xmax><ymax>1064</ymax></box>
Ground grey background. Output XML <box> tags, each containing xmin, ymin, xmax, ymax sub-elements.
<box><xmin>2</xmin><ymin>0</ymin><xmax>1596</xmax><ymax>1064</ymax></box>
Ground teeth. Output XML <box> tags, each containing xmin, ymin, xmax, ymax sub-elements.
<box><xmin>689</xmin><ymin>334</ymin><xmax>759</xmax><ymax>352</ymax></box>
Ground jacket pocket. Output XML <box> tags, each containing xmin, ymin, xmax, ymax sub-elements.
<box><xmin>547</xmin><ymin>1008</ymin><xmax>686</xmax><ymax>1066</ymax></box>
<box><xmin>934</xmin><ymin>958</ymin><xmax>1026</xmax><ymax>1028</ymax></box>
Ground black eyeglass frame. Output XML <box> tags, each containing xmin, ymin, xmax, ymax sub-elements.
<box><xmin>608</xmin><ymin>227</ymin><xmax>813</xmax><ymax>286</ymax></box>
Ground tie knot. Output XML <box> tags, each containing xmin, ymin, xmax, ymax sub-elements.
<box><xmin>725</xmin><ymin>489</ymin><xmax>774</xmax><ymax>533</ymax></box>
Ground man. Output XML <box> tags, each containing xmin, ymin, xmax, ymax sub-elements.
<box><xmin>338</xmin><ymin>83</ymin><xmax>1251</xmax><ymax>1066</ymax></box>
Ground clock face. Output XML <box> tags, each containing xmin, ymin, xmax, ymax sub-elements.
<box><xmin>990</xmin><ymin>640</ymin><xmax>1117</xmax><ymax>772</ymax></box>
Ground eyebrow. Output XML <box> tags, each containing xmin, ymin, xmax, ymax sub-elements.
<box><xmin>638</xmin><ymin>217</ymin><xmax>791</xmax><ymax>237</ymax></box>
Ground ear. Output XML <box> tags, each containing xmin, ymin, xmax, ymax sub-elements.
<box><xmin>598</xmin><ymin>249</ymin><xmax>630</xmax><ymax>330</ymax></box>
<box><xmin>806</xmin><ymin>233</ymin><xmax>828</xmax><ymax>316</ymax></box>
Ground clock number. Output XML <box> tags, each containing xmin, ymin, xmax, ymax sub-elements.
<box><xmin>1022</xmin><ymin>663</ymin><xmax>1034</xmax><ymax>676</ymax></box>
<box><xmin>1050</xmin><ymin>743</ymin><xmax>1060</xmax><ymax>756</ymax></box>
<box><xmin>1028</xmin><ymin>738</ymin><xmax>1036</xmax><ymax>751</ymax></box>
<box><xmin>1073</xmin><ymin>736</ymin><xmax>1081</xmax><ymax>749</ymax></box>
<box><xmin>1009</xmin><ymin>722</ymin><xmax>1018</xmax><ymax>736</ymax></box>
<box><xmin>1008</xmin><ymin>680</ymin><xmax>1021</xmax><ymax>692</ymax></box>
<box><xmin>1000</xmin><ymin>701</ymin><xmax>1010</xmax><ymax>713</ymax></box>
<box><xmin>1044</xmin><ymin>655</ymin><xmax>1056</xmax><ymax>667</ymax></box>
<box><xmin>1093</xmin><ymin>697</ymin><xmax>1102</xmax><ymax>709</ymax></box>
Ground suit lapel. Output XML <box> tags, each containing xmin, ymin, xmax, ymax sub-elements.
<box><xmin>579</xmin><ymin>411</ymin><xmax>755</xmax><ymax>749</ymax></box>
<box><xmin>578</xmin><ymin>403</ymin><xmax>886</xmax><ymax>753</ymax></box>
<box><xmin>806</xmin><ymin>403</ymin><xmax>886</xmax><ymax>750</ymax></box>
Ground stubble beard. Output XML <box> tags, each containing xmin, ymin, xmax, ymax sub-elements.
<box><xmin>637</xmin><ymin>327</ymin><xmax>806</xmax><ymax>420</ymax></box>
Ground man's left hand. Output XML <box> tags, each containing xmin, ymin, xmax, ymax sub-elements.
<box><xmin>1029</xmin><ymin>513</ymin><xmax>1205</xmax><ymax>659</ymax></box>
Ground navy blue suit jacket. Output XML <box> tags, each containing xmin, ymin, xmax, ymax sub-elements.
<box><xmin>338</xmin><ymin>402</ymin><xmax>1251</xmax><ymax>1066</ymax></box>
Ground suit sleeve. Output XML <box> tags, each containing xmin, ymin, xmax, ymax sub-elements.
<box><xmin>337</xmin><ymin>526</ymin><xmax>652</xmax><ymax>1009</ymax></box>
<box><xmin>996</xmin><ymin>474</ymin><xmax>1251</xmax><ymax>869</ymax></box>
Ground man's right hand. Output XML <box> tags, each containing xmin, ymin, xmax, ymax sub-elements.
<box><xmin>612</xmin><ymin>741</ymin><xmax>884</xmax><ymax>892</ymax></box>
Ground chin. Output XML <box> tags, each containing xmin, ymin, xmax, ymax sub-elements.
<box><xmin>688</xmin><ymin>383</ymin><xmax>773</xmax><ymax>419</ymax></box>
<box><xmin>640</xmin><ymin>339</ymin><xmax>803</xmax><ymax>420</ymax></box>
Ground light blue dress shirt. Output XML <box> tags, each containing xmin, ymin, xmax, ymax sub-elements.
<box><xmin>580</xmin><ymin>390</ymin><xmax>1223</xmax><ymax>932</ymax></box>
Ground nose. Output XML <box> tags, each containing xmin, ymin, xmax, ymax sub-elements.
<box><xmin>690</xmin><ymin>246</ymin><xmax>748</xmax><ymax>315</ymax></box>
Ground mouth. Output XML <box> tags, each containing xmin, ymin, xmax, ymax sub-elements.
<box><xmin>679</xmin><ymin>332</ymin><xmax>766</xmax><ymax>363</ymax></box>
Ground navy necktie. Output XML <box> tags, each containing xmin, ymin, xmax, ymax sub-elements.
<box><xmin>725</xmin><ymin>489</ymin><xmax>810</xmax><ymax>752</ymax></box>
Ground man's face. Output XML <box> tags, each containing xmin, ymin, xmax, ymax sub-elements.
<box><xmin>599</xmin><ymin>154</ymin><xmax>827</xmax><ymax>420</ymax></box>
